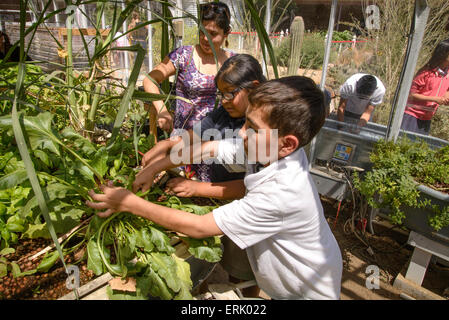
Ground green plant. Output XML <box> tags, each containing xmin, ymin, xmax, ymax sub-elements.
<box><xmin>353</xmin><ymin>138</ymin><xmax>449</xmax><ymax>231</ymax></box>
<box><xmin>85</xmin><ymin>185</ymin><xmax>222</xmax><ymax>300</ymax></box>
<box><xmin>287</xmin><ymin>16</ymin><xmax>305</xmax><ymax>76</ymax></box>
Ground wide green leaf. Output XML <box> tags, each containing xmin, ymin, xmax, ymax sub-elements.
<box><xmin>148</xmin><ymin>226</ymin><xmax>175</xmax><ymax>254</ymax></box>
<box><xmin>22</xmin><ymin>222</ymin><xmax>50</xmax><ymax>239</ymax></box>
<box><xmin>0</xmin><ymin>263</ymin><xmax>7</xmax><ymax>277</ymax></box>
<box><xmin>135</xmin><ymin>228</ymin><xmax>154</xmax><ymax>253</ymax></box>
<box><xmin>37</xmin><ymin>250</ymin><xmax>60</xmax><ymax>272</ymax></box>
<box><xmin>106</xmin><ymin>286</ymin><xmax>147</xmax><ymax>300</ymax></box>
<box><xmin>87</xmin><ymin>238</ymin><xmax>104</xmax><ymax>276</ymax></box>
<box><xmin>89</xmin><ymin>146</ymin><xmax>109</xmax><ymax>178</ymax></box>
<box><xmin>0</xmin><ymin>169</ymin><xmax>28</xmax><ymax>189</ymax></box>
<box><xmin>183</xmin><ymin>237</ymin><xmax>222</xmax><ymax>263</ymax></box>
<box><xmin>144</xmin><ymin>265</ymin><xmax>174</xmax><ymax>300</ymax></box>
<box><xmin>173</xmin><ymin>255</ymin><xmax>193</xmax><ymax>300</ymax></box>
<box><xmin>148</xmin><ymin>252</ymin><xmax>180</xmax><ymax>293</ymax></box>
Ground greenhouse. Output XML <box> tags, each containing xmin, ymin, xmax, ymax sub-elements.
<box><xmin>0</xmin><ymin>0</ymin><xmax>448</xmax><ymax>305</ymax></box>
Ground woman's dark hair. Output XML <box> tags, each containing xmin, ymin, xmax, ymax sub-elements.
<box><xmin>248</xmin><ymin>76</ymin><xmax>326</xmax><ymax>148</ymax></box>
<box><xmin>418</xmin><ymin>38</ymin><xmax>449</xmax><ymax>74</ymax></box>
<box><xmin>215</xmin><ymin>54</ymin><xmax>266</xmax><ymax>90</ymax></box>
<box><xmin>200</xmin><ymin>2</ymin><xmax>231</xmax><ymax>34</ymax></box>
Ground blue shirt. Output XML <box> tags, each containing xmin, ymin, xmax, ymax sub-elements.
<box><xmin>196</xmin><ymin>106</ymin><xmax>246</xmax><ymax>182</ymax></box>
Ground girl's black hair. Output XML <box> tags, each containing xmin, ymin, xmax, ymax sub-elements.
<box><xmin>215</xmin><ymin>54</ymin><xmax>266</xmax><ymax>90</ymax></box>
<box><xmin>418</xmin><ymin>38</ymin><xmax>449</xmax><ymax>73</ymax></box>
<box><xmin>200</xmin><ymin>2</ymin><xmax>231</xmax><ymax>34</ymax></box>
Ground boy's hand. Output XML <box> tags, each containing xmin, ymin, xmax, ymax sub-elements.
<box><xmin>86</xmin><ymin>182</ymin><xmax>135</xmax><ymax>218</ymax></box>
<box><xmin>132</xmin><ymin>166</ymin><xmax>155</xmax><ymax>193</ymax></box>
<box><xmin>166</xmin><ymin>177</ymin><xmax>199</xmax><ymax>197</ymax></box>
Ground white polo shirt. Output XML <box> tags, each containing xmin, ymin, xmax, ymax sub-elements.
<box><xmin>213</xmin><ymin>140</ymin><xmax>343</xmax><ymax>300</ymax></box>
<box><xmin>339</xmin><ymin>73</ymin><xmax>386</xmax><ymax>117</ymax></box>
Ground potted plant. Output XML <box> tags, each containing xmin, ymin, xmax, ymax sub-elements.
<box><xmin>353</xmin><ymin>138</ymin><xmax>449</xmax><ymax>244</ymax></box>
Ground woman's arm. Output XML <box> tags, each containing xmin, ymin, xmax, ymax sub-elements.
<box><xmin>143</xmin><ymin>56</ymin><xmax>177</xmax><ymax>131</ymax></box>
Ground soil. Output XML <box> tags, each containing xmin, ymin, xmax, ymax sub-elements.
<box><xmin>1</xmin><ymin>196</ymin><xmax>448</xmax><ymax>300</ymax></box>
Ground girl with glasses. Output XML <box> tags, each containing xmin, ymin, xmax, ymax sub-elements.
<box><xmin>141</xmin><ymin>53</ymin><xmax>266</xmax><ymax>183</ymax></box>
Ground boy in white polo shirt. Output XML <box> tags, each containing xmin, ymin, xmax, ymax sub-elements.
<box><xmin>86</xmin><ymin>76</ymin><xmax>343</xmax><ymax>300</ymax></box>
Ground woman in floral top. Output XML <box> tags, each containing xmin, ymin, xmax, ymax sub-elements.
<box><xmin>142</xmin><ymin>2</ymin><xmax>234</xmax><ymax>181</ymax></box>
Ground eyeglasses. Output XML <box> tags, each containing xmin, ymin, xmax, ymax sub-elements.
<box><xmin>216</xmin><ymin>87</ymin><xmax>241</xmax><ymax>101</ymax></box>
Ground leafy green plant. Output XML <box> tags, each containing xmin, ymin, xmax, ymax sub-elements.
<box><xmin>84</xmin><ymin>184</ymin><xmax>221</xmax><ymax>300</ymax></box>
<box><xmin>353</xmin><ymin>138</ymin><xmax>449</xmax><ymax>231</ymax></box>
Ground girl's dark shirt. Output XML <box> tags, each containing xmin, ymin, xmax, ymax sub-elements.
<box><xmin>197</xmin><ymin>106</ymin><xmax>246</xmax><ymax>182</ymax></box>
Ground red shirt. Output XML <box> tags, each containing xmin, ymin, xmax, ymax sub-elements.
<box><xmin>405</xmin><ymin>68</ymin><xmax>449</xmax><ymax>120</ymax></box>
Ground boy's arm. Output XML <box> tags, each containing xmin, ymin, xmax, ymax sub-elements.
<box><xmin>358</xmin><ymin>104</ymin><xmax>375</xmax><ymax>127</ymax></box>
<box><xmin>87</xmin><ymin>185</ymin><xmax>223</xmax><ymax>239</ymax></box>
<box><xmin>337</xmin><ymin>98</ymin><xmax>347</xmax><ymax>122</ymax></box>
<box><xmin>166</xmin><ymin>178</ymin><xmax>246</xmax><ymax>200</ymax></box>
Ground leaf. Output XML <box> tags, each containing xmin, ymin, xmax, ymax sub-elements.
<box><xmin>0</xmin><ymin>263</ymin><xmax>7</xmax><ymax>277</ymax></box>
<box><xmin>183</xmin><ymin>237</ymin><xmax>223</xmax><ymax>263</ymax></box>
<box><xmin>173</xmin><ymin>255</ymin><xmax>193</xmax><ymax>300</ymax></box>
<box><xmin>89</xmin><ymin>146</ymin><xmax>109</xmax><ymax>178</ymax></box>
<box><xmin>144</xmin><ymin>266</ymin><xmax>174</xmax><ymax>300</ymax></box>
<box><xmin>22</xmin><ymin>223</ymin><xmax>50</xmax><ymax>239</ymax></box>
<box><xmin>0</xmin><ymin>248</ymin><xmax>15</xmax><ymax>256</ymax></box>
<box><xmin>148</xmin><ymin>252</ymin><xmax>180</xmax><ymax>293</ymax></box>
<box><xmin>10</xmin><ymin>262</ymin><xmax>21</xmax><ymax>278</ymax></box>
<box><xmin>135</xmin><ymin>228</ymin><xmax>154</xmax><ymax>253</ymax></box>
<box><xmin>87</xmin><ymin>238</ymin><xmax>104</xmax><ymax>276</ymax></box>
<box><xmin>148</xmin><ymin>226</ymin><xmax>175</xmax><ymax>254</ymax></box>
<box><xmin>20</xmin><ymin>112</ymin><xmax>60</xmax><ymax>155</ymax></box>
<box><xmin>106</xmin><ymin>286</ymin><xmax>147</xmax><ymax>300</ymax></box>
<box><xmin>37</xmin><ymin>250</ymin><xmax>60</xmax><ymax>272</ymax></box>
<box><xmin>34</xmin><ymin>150</ymin><xmax>51</xmax><ymax>167</ymax></box>
<box><xmin>60</xmin><ymin>127</ymin><xmax>97</xmax><ymax>156</ymax></box>
<box><xmin>0</xmin><ymin>169</ymin><xmax>28</xmax><ymax>189</ymax></box>
<box><xmin>181</xmin><ymin>204</ymin><xmax>216</xmax><ymax>216</ymax></box>
<box><xmin>49</xmin><ymin>207</ymin><xmax>84</xmax><ymax>234</ymax></box>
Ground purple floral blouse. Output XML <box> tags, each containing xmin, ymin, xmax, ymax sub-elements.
<box><xmin>168</xmin><ymin>45</ymin><xmax>235</xmax><ymax>182</ymax></box>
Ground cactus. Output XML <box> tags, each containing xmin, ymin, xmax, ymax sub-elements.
<box><xmin>287</xmin><ymin>16</ymin><xmax>305</xmax><ymax>76</ymax></box>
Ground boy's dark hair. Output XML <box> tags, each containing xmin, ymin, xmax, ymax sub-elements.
<box><xmin>248</xmin><ymin>76</ymin><xmax>326</xmax><ymax>148</ymax></box>
<box><xmin>215</xmin><ymin>54</ymin><xmax>266</xmax><ymax>90</ymax></box>
<box><xmin>200</xmin><ymin>2</ymin><xmax>231</xmax><ymax>34</ymax></box>
<box><xmin>355</xmin><ymin>75</ymin><xmax>377</xmax><ymax>97</ymax></box>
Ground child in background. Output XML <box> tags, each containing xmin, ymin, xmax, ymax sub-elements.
<box><xmin>401</xmin><ymin>38</ymin><xmax>449</xmax><ymax>135</ymax></box>
<box><xmin>87</xmin><ymin>76</ymin><xmax>343</xmax><ymax>300</ymax></box>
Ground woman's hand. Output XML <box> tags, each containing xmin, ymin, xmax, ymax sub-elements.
<box><xmin>86</xmin><ymin>183</ymin><xmax>136</xmax><ymax>218</ymax></box>
<box><xmin>157</xmin><ymin>110</ymin><xmax>173</xmax><ymax>132</ymax></box>
<box><xmin>166</xmin><ymin>177</ymin><xmax>199</xmax><ymax>197</ymax></box>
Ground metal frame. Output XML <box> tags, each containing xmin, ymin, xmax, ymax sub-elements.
<box><xmin>386</xmin><ymin>0</ymin><xmax>430</xmax><ymax>142</ymax></box>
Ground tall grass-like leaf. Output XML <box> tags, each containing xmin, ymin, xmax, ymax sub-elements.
<box><xmin>107</xmin><ymin>44</ymin><xmax>146</xmax><ymax>147</ymax></box>
<box><xmin>244</xmin><ymin>0</ymin><xmax>279</xmax><ymax>79</ymax></box>
<box><xmin>11</xmin><ymin>0</ymin><xmax>66</xmax><ymax>273</ymax></box>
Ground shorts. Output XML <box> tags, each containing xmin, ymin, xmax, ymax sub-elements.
<box><xmin>400</xmin><ymin>113</ymin><xmax>431</xmax><ymax>135</ymax></box>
